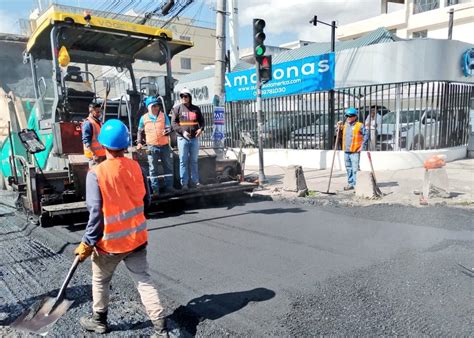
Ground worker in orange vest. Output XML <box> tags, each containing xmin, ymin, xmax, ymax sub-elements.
<box><xmin>75</xmin><ymin>119</ymin><xmax>168</xmax><ymax>337</ymax></box>
<box><xmin>82</xmin><ymin>102</ymin><xmax>106</xmax><ymax>167</ymax></box>
<box><xmin>137</xmin><ymin>96</ymin><xmax>175</xmax><ymax>195</ymax></box>
<box><xmin>337</xmin><ymin>107</ymin><xmax>369</xmax><ymax>191</ymax></box>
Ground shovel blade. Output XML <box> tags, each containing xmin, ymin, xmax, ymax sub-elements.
<box><xmin>11</xmin><ymin>297</ymin><xmax>74</xmax><ymax>336</ymax></box>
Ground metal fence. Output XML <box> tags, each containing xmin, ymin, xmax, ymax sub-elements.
<box><xmin>198</xmin><ymin>81</ymin><xmax>474</xmax><ymax>151</ymax></box>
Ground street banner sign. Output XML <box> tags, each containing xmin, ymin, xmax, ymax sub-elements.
<box><xmin>213</xmin><ymin>106</ymin><xmax>225</xmax><ymax>141</ymax></box>
<box><xmin>225</xmin><ymin>52</ymin><xmax>335</xmax><ymax>102</ymax></box>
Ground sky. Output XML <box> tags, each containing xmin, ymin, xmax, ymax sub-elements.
<box><xmin>0</xmin><ymin>0</ymin><xmax>400</xmax><ymax>48</ymax></box>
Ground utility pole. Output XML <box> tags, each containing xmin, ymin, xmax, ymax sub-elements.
<box><xmin>214</xmin><ymin>0</ymin><xmax>226</xmax><ymax>106</ymax></box>
<box><xmin>310</xmin><ymin>16</ymin><xmax>337</xmax><ymax>149</ymax></box>
<box><xmin>213</xmin><ymin>0</ymin><xmax>226</xmax><ymax>158</ymax></box>
<box><xmin>229</xmin><ymin>0</ymin><xmax>239</xmax><ymax>70</ymax></box>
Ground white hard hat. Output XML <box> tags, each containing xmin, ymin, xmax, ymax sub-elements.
<box><xmin>180</xmin><ymin>88</ymin><xmax>192</xmax><ymax>97</ymax></box>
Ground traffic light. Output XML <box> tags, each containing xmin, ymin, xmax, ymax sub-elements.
<box><xmin>257</xmin><ymin>55</ymin><xmax>272</xmax><ymax>83</ymax></box>
<box><xmin>253</xmin><ymin>18</ymin><xmax>266</xmax><ymax>57</ymax></box>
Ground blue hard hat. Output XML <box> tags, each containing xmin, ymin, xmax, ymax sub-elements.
<box><xmin>345</xmin><ymin>107</ymin><xmax>358</xmax><ymax>117</ymax></box>
<box><xmin>144</xmin><ymin>96</ymin><xmax>160</xmax><ymax>108</ymax></box>
<box><xmin>98</xmin><ymin>119</ymin><xmax>130</xmax><ymax>150</ymax></box>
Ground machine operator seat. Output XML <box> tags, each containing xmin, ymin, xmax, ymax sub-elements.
<box><xmin>64</xmin><ymin>66</ymin><xmax>95</xmax><ymax>118</ymax></box>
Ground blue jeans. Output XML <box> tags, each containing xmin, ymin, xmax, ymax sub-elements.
<box><xmin>344</xmin><ymin>152</ymin><xmax>360</xmax><ymax>188</ymax></box>
<box><xmin>177</xmin><ymin>136</ymin><xmax>199</xmax><ymax>186</ymax></box>
<box><xmin>147</xmin><ymin>145</ymin><xmax>173</xmax><ymax>193</ymax></box>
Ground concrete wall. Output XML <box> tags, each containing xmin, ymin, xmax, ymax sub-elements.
<box><xmin>336</xmin><ymin>39</ymin><xmax>474</xmax><ymax>88</ymax></box>
<box><xmin>239</xmin><ymin>146</ymin><xmax>468</xmax><ymax>171</ymax></box>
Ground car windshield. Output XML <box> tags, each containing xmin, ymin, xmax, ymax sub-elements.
<box><xmin>382</xmin><ymin>110</ymin><xmax>420</xmax><ymax>124</ymax></box>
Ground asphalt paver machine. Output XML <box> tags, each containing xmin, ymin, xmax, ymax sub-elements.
<box><xmin>8</xmin><ymin>5</ymin><xmax>254</xmax><ymax>226</ymax></box>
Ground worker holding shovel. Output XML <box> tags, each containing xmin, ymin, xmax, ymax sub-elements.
<box><xmin>337</xmin><ymin>107</ymin><xmax>369</xmax><ymax>191</ymax></box>
<box><xmin>74</xmin><ymin>119</ymin><xmax>169</xmax><ymax>337</ymax></box>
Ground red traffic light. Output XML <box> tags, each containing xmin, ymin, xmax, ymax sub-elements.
<box><xmin>257</xmin><ymin>55</ymin><xmax>272</xmax><ymax>84</ymax></box>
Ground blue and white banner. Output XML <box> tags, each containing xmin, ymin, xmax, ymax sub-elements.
<box><xmin>213</xmin><ymin>106</ymin><xmax>225</xmax><ymax>141</ymax></box>
<box><xmin>225</xmin><ymin>52</ymin><xmax>335</xmax><ymax>102</ymax></box>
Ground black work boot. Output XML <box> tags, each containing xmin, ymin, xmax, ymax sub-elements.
<box><xmin>80</xmin><ymin>311</ymin><xmax>108</xmax><ymax>334</ymax></box>
<box><xmin>151</xmin><ymin>318</ymin><xmax>169</xmax><ymax>338</ymax></box>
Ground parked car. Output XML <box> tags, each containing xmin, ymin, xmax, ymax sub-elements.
<box><xmin>287</xmin><ymin>110</ymin><xmax>345</xmax><ymax>149</ymax></box>
<box><xmin>228</xmin><ymin>112</ymin><xmax>318</xmax><ymax>148</ymax></box>
<box><xmin>378</xmin><ymin>109</ymin><xmax>440</xmax><ymax>150</ymax></box>
<box><xmin>358</xmin><ymin>105</ymin><xmax>391</xmax><ymax>120</ymax></box>
<box><xmin>261</xmin><ymin>112</ymin><xmax>318</xmax><ymax>148</ymax></box>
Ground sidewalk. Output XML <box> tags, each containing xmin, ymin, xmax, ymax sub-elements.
<box><xmin>245</xmin><ymin>158</ymin><xmax>474</xmax><ymax>208</ymax></box>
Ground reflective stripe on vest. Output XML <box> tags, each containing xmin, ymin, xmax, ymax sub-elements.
<box><xmin>179</xmin><ymin>121</ymin><xmax>199</xmax><ymax>126</ymax></box>
<box><xmin>143</xmin><ymin>113</ymin><xmax>169</xmax><ymax>146</ymax></box>
<box><xmin>104</xmin><ymin>205</ymin><xmax>144</xmax><ymax>225</ymax></box>
<box><xmin>84</xmin><ymin>116</ymin><xmax>106</xmax><ymax>158</ymax></box>
<box><xmin>342</xmin><ymin>122</ymin><xmax>364</xmax><ymax>153</ymax></box>
<box><xmin>102</xmin><ymin>220</ymin><xmax>147</xmax><ymax>240</ymax></box>
<box><xmin>94</xmin><ymin>157</ymin><xmax>148</xmax><ymax>254</ymax></box>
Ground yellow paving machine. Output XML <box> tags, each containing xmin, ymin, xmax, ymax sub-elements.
<box><xmin>1</xmin><ymin>5</ymin><xmax>254</xmax><ymax>225</ymax></box>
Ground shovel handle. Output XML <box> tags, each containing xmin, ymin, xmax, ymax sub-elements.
<box><xmin>54</xmin><ymin>256</ymin><xmax>81</xmax><ymax>304</ymax></box>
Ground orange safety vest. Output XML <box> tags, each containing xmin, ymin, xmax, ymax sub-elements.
<box><xmin>143</xmin><ymin>113</ymin><xmax>169</xmax><ymax>146</ymax></box>
<box><xmin>94</xmin><ymin>157</ymin><xmax>148</xmax><ymax>254</ymax></box>
<box><xmin>342</xmin><ymin>122</ymin><xmax>364</xmax><ymax>153</ymax></box>
<box><xmin>84</xmin><ymin>116</ymin><xmax>106</xmax><ymax>158</ymax></box>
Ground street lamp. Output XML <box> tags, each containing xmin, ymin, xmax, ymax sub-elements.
<box><xmin>309</xmin><ymin>16</ymin><xmax>337</xmax><ymax>150</ymax></box>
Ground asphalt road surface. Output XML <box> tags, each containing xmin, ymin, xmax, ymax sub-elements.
<box><xmin>1</xmin><ymin>197</ymin><xmax>473</xmax><ymax>336</ymax></box>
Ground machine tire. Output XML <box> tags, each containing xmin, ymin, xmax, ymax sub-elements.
<box><xmin>39</xmin><ymin>213</ymin><xmax>53</xmax><ymax>227</ymax></box>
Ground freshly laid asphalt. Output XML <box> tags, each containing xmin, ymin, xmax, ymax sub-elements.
<box><xmin>1</xmin><ymin>193</ymin><xmax>473</xmax><ymax>336</ymax></box>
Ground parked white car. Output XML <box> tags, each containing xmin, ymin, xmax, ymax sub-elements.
<box><xmin>378</xmin><ymin>109</ymin><xmax>440</xmax><ymax>150</ymax></box>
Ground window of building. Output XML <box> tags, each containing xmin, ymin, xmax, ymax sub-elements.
<box><xmin>179</xmin><ymin>35</ymin><xmax>191</xmax><ymax>41</ymax></box>
<box><xmin>413</xmin><ymin>0</ymin><xmax>439</xmax><ymax>14</ymax></box>
<box><xmin>180</xmin><ymin>57</ymin><xmax>192</xmax><ymax>70</ymax></box>
<box><xmin>412</xmin><ymin>30</ymin><xmax>428</xmax><ymax>38</ymax></box>
<box><xmin>446</xmin><ymin>0</ymin><xmax>459</xmax><ymax>6</ymax></box>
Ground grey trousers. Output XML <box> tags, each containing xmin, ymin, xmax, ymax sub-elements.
<box><xmin>91</xmin><ymin>247</ymin><xmax>165</xmax><ymax>321</ymax></box>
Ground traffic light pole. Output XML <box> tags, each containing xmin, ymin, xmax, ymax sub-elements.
<box><xmin>253</xmin><ymin>18</ymin><xmax>269</xmax><ymax>186</ymax></box>
<box><xmin>328</xmin><ymin>21</ymin><xmax>336</xmax><ymax>150</ymax></box>
<box><xmin>256</xmin><ymin>78</ymin><xmax>267</xmax><ymax>185</ymax></box>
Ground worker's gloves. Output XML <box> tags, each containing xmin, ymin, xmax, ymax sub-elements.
<box><xmin>74</xmin><ymin>242</ymin><xmax>94</xmax><ymax>262</ymax></box>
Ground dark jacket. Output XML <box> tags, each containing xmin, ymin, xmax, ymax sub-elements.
<box><xmin>171</xmin><ymin>103</ymin><xmax>205</xmax><ymax>138</ymax></box>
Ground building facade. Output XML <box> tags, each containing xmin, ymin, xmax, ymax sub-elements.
<box><xmin>133</xmin><ymin>17</ymin><xmax>215</xmax><ymax>80</ymax></box>
<box><xmin>337</xmin><ymin>0</ymin><xmax>474</xmax><ymax>43</ymax></box>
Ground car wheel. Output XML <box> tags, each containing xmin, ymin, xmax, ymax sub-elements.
<box><xmin>411</xmin><ymin>136</ymin><xmax>424</xmax><ymax>150</ymax></box>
